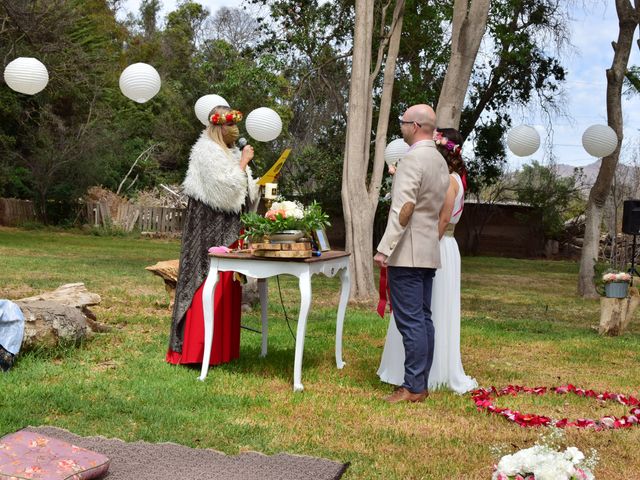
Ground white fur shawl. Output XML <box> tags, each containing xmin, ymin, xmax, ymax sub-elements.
<box><xmin>182</xmin><ymin>131</ymin><xmax>260</xmax><ymax>214</ymax></box>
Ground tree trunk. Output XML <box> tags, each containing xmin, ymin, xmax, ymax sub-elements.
<box><xmin>342</xmin><ymin>0</ymin><xmax>404</xmax><ymax>302</ymax></box>
<box><xmin>579</xmin><ymin>201</ymin><xmax>605</xmax><ymax>297</ymax></box>
<box><xmin>435</xmin><ymin>0</ymin><xmax>490</xmax><ymax>129</ymax></box>
<box><xmin>599</xmin><ymin>288</ymin><xmax>640</xmax><ymax>335</ymax></box>
<box><xmin>578</xmin><ymin>0</ymin><xmax>639</xmax><ymax>297</ymax></box>
<box><xmin>16</xmin><ymin>283</ymin><xmax>108</xmax><ymax>350</ymax></box>
<box><xmin>342</xmin><ymin>0</ymin><xmax>374</xmax><ymax>301</ymax></box>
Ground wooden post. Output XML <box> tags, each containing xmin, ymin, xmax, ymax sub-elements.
<box><xmin>599</xmin><ymin>287</ymin><xmax>640</xmax><ymax>335</ymax></box>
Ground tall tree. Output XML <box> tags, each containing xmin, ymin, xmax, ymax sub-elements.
<box><xmin>436</xmin><ymin>0</ymin><xmax>490</xmax><ymax>129</ymax></box>
<box><xmin>342</xmin><ymin>0</ymin><xmax>405</xmax><ymax>300</ymax></box>
<box><xmin>578</xmin><ymin>0</ymin><xmax>639</xmax><ymax>297</ymax></box>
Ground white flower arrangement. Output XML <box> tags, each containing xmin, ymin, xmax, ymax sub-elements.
<box><xmin>602</xmin><ymin>271</ymin><xmax>631</xmax><ymax>284</ymax></box>
<box><xmin>269</xmin><ymin>200</ymin><xmax>305</xmax><ymax>220</ymax></box>
<box><xmin>492</xmin><ymin>429</ymin><xmax>597</xmax><ymax>480</ymax></box>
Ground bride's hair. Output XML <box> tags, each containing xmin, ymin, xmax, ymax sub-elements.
<box><xmin>434</xmin><ymin>127</ymin><xmax>466</xmax><ymax>177</ymax></box>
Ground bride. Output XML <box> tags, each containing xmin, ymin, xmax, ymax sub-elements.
<box><xmin>377</xmin><ymin>127</ymin><xmax>477</xmax><ymax>394</ymax></box>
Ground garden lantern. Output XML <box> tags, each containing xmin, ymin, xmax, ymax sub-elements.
<box><xmin>3</xmin><ymin>57</ymin><xmax>49</xmax><ymax>95</ymax></box>
<box><xmin>582</xmin><ymin>124</ymin><xmax>618</xmax><ymax>158</ymax></box>
<box><xmin>119</xmin><ymin>63</ymin><xmax>161</xmax><ymax>103</ymax></box>
<box><xmin>194</xmin><ymin>94</ymin><xmax>230</xmax><ymax>126</ymax></box>
<box><xmin>245</xmin><ymin>107</ymin><xmax>282</xmax><ymax>142</ymax></box>
<box><xmin>506</xmin><ymin>125</ymin><xmax>540</xmax><ymax>157</ymax></box>
<box><xmin>384</xmin><ymin>138</ymin><xmax>410</xmax><ymax>166</ymax></box>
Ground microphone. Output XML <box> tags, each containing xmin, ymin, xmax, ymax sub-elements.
<box><xmin>237</xmin><ymin>137</ymin><xmax>248</xmax><ymax>150</ymax></box>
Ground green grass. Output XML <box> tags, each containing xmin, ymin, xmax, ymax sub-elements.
<box><xmin>1</xmin><ymin>226</ymin><xmax>639</xmax><ymax>479</ymax></box>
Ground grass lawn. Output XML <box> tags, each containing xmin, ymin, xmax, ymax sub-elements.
<box><xmin>1</xmin><ymin>226</ymin><xmax>640</xmax><ymax>479</ymax></box>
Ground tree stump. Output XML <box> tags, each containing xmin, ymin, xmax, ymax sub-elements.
<box><xmin>598</xmin><ymin>287</ymin><xmax>640</xmax><ymax>336</ymax></box>
<box><xmin>145</xmin><ymin>259</ymin><xmax>260</xmax><ymax>311</ymax></box>
<box><xmin>145</xmin><ymin>260</ymin><xmax>179</xmax><ymax>309</ymax></box>
<box><xmin>15</xmin><ymin>283</ymin><xmax>108</xmax><ymax>350</ymax></box>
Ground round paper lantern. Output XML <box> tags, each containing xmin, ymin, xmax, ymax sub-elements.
<box><xmin>3</xmin><ymin>57</ymin><xmax>49</xmax><ymax>95</ymax></box>
<box><xmin>506</xmin><ymin>125</ymin><xmax>541</xmax><ymax>157</ymax></box>
<box><xmin>245</xmin><ymin>107</ymin><xmax>282</xmax><ymax>142</ymax></box>
<box><xmin>384</xmin><ymin>138</ymin><xmax>410</xmax><ymax>166</ymax></box>
<box><xmin>582</xmin><ymin>124</ymin><xmax>618</xmax><ymax>157</ymax></box>
<box><xmin>194</xmin><ymin>94</ymin><xmax>230</xmax><ymax>126</ymax></box>
<box><xmin>119</xmin><ymin>63</ymin><xmax>161</xmax><ymax>103</ymax></box>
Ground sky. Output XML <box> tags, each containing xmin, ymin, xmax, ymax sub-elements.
<box><xmin>118</xmin><ymin>0</ymin><xmax>640</xmax><ymax>169</ymax></box>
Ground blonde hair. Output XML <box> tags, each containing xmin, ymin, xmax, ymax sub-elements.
<box><xmin>206</xmin><ymin>105</ymin><xmax>231</xmax><ymax>153</ymax></box>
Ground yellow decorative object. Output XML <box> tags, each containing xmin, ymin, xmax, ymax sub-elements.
<box><xmin>257</xmin><ymin>149</ymin><xmax>290</xmax><ymax>185</ymax></box>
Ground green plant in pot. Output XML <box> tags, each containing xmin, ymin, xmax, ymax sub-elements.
<box><xmin>240</xmin><ymin>200</ymin><xmax>330</xmax><ymax>243</ymax></box>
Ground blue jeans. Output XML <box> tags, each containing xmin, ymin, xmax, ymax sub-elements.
<box><xmin>387</xmin><ymin>266</ymin><xmax>436</xmax><ymax>393</ymax></box>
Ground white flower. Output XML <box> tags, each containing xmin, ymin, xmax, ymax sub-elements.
<box><xmin>496</xmin><ymin>454</ymin><xmax>521</xmax><ymax>476</ymax></box>
<box><xmin>271</xmin><ymin>200</ymin><xmax>304</xmax><ymax>220</ymax></box>
<box><xmin>564</xmin><ymin>447</ymin><xmax>585</xmax><ymax>464</ymax></box>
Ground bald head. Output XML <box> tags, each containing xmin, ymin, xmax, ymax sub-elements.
<box><xmin>405</xmin><ymin>104</ymin><xmax>436</xmax><ymax>131</ymax></box>
<box><xmin>399</xmin><ymin>104</ymin><xmax>437</xmax><ymax>145</ymax></box>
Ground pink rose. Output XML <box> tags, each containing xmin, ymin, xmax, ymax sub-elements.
<box><xmin>265</xmin><ymin>209</ymin><xmax>286</xmax><ymax>220</ymax></box>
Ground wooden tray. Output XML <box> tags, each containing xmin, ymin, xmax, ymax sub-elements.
<box><xmin>251</xmin><ymin>249</ymin><xmax>313</xmax><ymax>258</ymax></box>
<box><xmin>251</xmin><ymin>242</ymin><xmax>311</xmax><ymax>251</ymax></box>
<box><xmin>250</xmin><ymin>241</ymin><xmax>313</xmax><ymax>258</ymax></box>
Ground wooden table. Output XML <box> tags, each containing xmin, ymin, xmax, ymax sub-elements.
<box><xmin>199</xmin><ymin>250</ymin><xmax>351</xmax><ymax>391</ymax></box>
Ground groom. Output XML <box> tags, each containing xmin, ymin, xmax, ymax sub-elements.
<box><xmin>374</xmin><ymin>104</ymin><xmax>449</xmax><ymax>403</ymax></box>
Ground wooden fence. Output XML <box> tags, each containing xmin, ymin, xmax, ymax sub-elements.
<box><xmin>0</xmin><ymin>198</ymin><xmax>36</xmax><ymax>226</ymax></box>
<box><xmin>85</xmin><ymin>201</ymin><xmax>185</xmax><ymax>234</ymax></box>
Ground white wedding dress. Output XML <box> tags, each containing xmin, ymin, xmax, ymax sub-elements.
<box><xmin>377</xmin><ymin>173</ymin><xmax>477</xmax><ymax>394</ymax></box>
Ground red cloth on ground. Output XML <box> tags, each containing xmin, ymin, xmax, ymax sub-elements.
<box><xmin>166</xmin><ymin>271</ymin><xmax>241</xmax><ymax>365</ymax></box>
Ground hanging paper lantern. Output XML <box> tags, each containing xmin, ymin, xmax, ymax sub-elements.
<box><xmin>119</xmin><ymin>63</ymin><xmax>161</xmax><ymax>103</ymax></box>
<box><xmin>384</xmin><ymin>138</ymin><xmax>410</xmax><ymax>166</ymax></box>
<box><xmin>3</xmin><ymin>57</ymin><xmax>49</xmax><ymax>95</ymax></box>
<box><xmin>582</xmin><ymin>124</ymin><xmax>618</xmax><ymax>158</ymax></box>
<box><xmin>194</xmin><ymin>94</ymin><xmax>230</xmax><ymax>126</ymax></box>
<box><xmin>245</xmin><ymin>107</ymin><xmax>282</xmax><ymax>142</ymax></box>
<box><xmin>506</xmin><ymin>125</ymin><xmax>540</xmax><ymax>157</ymax></box>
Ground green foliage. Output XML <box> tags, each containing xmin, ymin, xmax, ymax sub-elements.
<box><xmin>240</xmin><ymin>201</ymin><xmax>330</xmax><ymax>240</ymax></box>
<box><xmin>466</xmin><ymin>117</ymin><xmax>509</xmax><ymax>196</ymax></box>
<box><xmin>0</xmin><ymin>0</ymin><xmax>570</xmax><ymax>227</ymax></box>
<box><xmin>514</xmin><ymin>161</ymin><xmax>584</xmax><ymax>239</ymax></box>
<box><xmin>277</xmin><ymin>145</ymin><xmax>343</xmax><ymax>216</ymax></box>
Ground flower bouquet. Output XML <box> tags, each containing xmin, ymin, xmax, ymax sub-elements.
<box><xmin>492</xmin><ymin>429</ymin><xmax>597</xmax><ymax>480</ymax></box>
<box><xmin>601</xmin><ymin>271</ymin><xmax>631</xmax><ymax>284</ymax></box>
<box><xmin>240</xmin><ymin>199</ymin><xmax>330</xmax><ymax>243</ymax></box>
<box><xmin>601</xmin><ymin>271</ymin><xmax>631</xmax><ymax>298</ymax></box>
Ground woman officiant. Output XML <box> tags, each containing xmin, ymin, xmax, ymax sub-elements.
<box><xmin>166</xmin><ymin>106</ymin><xmax>260</xmax><ymax>367</ymax></box>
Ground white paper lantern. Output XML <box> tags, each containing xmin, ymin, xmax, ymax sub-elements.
<box><xmin>4</xmin><ymin>57</ymin><xmax>49</xmax><ymax>95</ymax></box>
<box><xmin>384</xmin><ymin>138</ymin><xmax>410</xmax><ymax>166</ymax></box>
<box><xmin>119</xmin><ymin>63</ymin><xmax>161</xmax><ymax>103</ymax></box>
<box><xmin>582</xmin><ymin>124</ymin><xmax>618</xmax><ymax>158</ymax></box>
<box><xmin>506</xmin><ymin>125</ymin><xmax>540</xmax><ymax>157</ymax></box>
<box><xmin>194</xmin><ymin>94</ymin><xmax>230</xmax><ymax>126</ymax></box>
<box><xmin>245</xmin><ymin>107</ymin><xmax>282</xmax><ymax>142</ymax></box>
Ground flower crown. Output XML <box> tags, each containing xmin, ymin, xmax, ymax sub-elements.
<box><xmin>434</xmin><ymin>131</ymin><xmax>462</xmax><ymax>156</ymax></box>
<box><xmin>210</xmin><ymin>110</ymin><xmax>243</xmax><ymax>126</ymax></box>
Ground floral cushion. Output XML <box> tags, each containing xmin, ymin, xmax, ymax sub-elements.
<box><xmin>0</xmin><ymin>430</ymin><xmax>110</xmax><ymax>480</ymax></box>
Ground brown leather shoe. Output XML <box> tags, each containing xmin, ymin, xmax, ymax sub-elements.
<box><xmin>383</xmin><ymin>387</ymin><xmax>428</xmax><ymax>404</ymax></box>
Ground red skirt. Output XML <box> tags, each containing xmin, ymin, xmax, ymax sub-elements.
<box><xmin>166</xmin><ymin>271</ymin><xmax>241</xmax><ymax>365</ymax></box>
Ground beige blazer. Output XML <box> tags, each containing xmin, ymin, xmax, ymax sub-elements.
<box><xmin>377</xmin><ymin>140</ymin><xmax>449</xmax><ymax>268</ymax></box>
